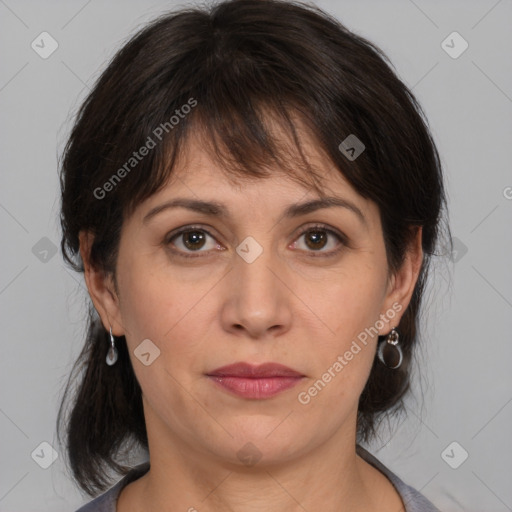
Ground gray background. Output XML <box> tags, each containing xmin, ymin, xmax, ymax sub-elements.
<box><xmin>1</xmin><ymin>0</ymin><xmax>511</xmax><ymax>510</ymax></box>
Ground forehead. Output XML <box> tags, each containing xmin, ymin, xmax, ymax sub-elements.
<box><xmin>131</xmin><ymin>128</ymin><xmax>379</xmax><ymax>235</ymax></box>
<box><xmin>164</xmin><ymin>121</ymin><xmax>358</xmax><ymax>199</ymax></box>
<box><xmin>125</xmin><ymin>106</ymin><xmax>380</xmax><ymax>232</ymax></box>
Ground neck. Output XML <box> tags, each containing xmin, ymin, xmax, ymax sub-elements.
<box><xmin>121</xmin><ymin>414</ymin><xmax>385</xmax><ymax>512</ymax></box>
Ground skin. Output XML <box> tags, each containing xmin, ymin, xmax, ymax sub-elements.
<box><xmin>80</xmin><ymin>125</ymin><xmax>423</xmax><ymax>512</ymax></box>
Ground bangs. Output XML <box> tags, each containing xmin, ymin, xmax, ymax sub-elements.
<box><xmin>114</xmin><ymin>9</ymin><xmax>352</xmax><ymax>219</ymax></box>
<box><xmin>122</xmin><ymin>95</ymin><xmax>337</xmax><ymax>219</ymax></box>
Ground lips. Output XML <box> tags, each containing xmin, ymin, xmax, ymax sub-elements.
<box><xmin>206</xmin><ymin>362</ymin><xmax>304</xmax><ymax>378</ymax></box>
<box><xmin>206</xmin><ymin>362</ymin><xmax>305</xmax><ymax>399</ymax></box>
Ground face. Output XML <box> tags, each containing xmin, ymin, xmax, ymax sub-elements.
<box><xmin>82</xmin><ymin>128</ymin><xmax>421</xmax><ymax>468</ymax></box>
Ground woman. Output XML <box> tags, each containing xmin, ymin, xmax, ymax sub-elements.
<box><xmin>57</xmin><ymin>0</ymin><xmax>448</xmax><ymax>510</ymax></box>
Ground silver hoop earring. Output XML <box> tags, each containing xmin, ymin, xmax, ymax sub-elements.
<box><xmin>106</xmin><ymin>326</ymin><xmax>118</xmax><ymax>366</ymax></box>
<box><xmin>377</xmin><ymin>328</ymin><xmax>403</xmax><ymax>369</ymax></box>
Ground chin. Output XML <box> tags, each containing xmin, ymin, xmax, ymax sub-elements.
<box><xmin>215</xmin><ymin>420</ymin><xmax>308</xmax><ymax>464</ymax></box>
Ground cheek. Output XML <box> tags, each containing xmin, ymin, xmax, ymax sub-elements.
<box><xmin>296</xmin><ymin>280</ymin><xmax>383</xmax><ymax>417</ymax></box>
<box><xmin>118</xmin><ymin>275</ymin><xmax>174</xmax><ymax>342</ymax></box>
<box><xmin>115</xmin><ymin>246</ymin><xmax>175</xmax><ymax>343</ymax></box>
<box><xmin>295</xmin><ymin>257</ymin><xmax>388</xmax><ymax>401</ymax></box>
<box><xmin>116</xmin><ymin>260</ymin><xmax>208</xmax><ymax>419</ymax></box>
<box><xmin>116</xmin><ymin>251</ymin><xmax>217</xmax><ymax>366</ymax></box>
<box><xmin>305</xmin><ymin>259</ymin><xmax>389</xmax><ymax>347</ymax></box>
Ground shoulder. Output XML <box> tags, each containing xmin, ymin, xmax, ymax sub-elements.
<box><xmin>356</xmin><ymin>445</ymin><xmax>441</xmax><ymax>512</ymax></box>
<box><xmin>74</xmin><ymin>462</ymin><xmax>150</xmax><ymax>512</ymax></box>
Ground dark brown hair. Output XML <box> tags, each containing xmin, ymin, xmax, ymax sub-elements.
<box><xmin>57</xmin><ymin>0</ymin><xmax>450</xmax><ymax>496</ymax></box>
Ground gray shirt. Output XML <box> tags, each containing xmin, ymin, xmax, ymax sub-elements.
<box><xmin>75</xmin><ymin>445</ymin><xmax>440</xmax><ymax>511</ymax></box>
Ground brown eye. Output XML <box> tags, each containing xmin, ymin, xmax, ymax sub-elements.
<box><xmin>166</xmin><ymin>226</ymin><xmax>220</xmax><ymax>258</ymax></box>
<box><xmin>181</xmin><ymin>230</ymin><xmax>207</xmax><ymax>251</ymax></box>
<box><xmin>165</xmin><ymin>223</ymin><xmax>346</xmax><ymax>259</ymax></box>
<box><xmin>293</xmin><ymin>224</ymin><xmax>346</xmax><ymax>257</ymax></box>
<box><xmin>304</xmin><ymin>230</ymin><xmax>328</xmax><ymax>250</ymax></box>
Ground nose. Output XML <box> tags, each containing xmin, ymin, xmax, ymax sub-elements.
<box><xmin>219</xmin><ymin>245</ymin><xmax>293</xmax><ymax>340</ymax></box>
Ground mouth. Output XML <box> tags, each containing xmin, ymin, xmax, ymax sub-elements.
<box><xmin>205</xmin><ymin>362</ymin><xmax>305</xmax><ymax>399</ymax></box>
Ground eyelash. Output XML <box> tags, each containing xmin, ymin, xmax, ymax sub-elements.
<box><xmin>164</xmin><ymin>223</ymin><xmax>347</xmax><ymax>259</ymax></box>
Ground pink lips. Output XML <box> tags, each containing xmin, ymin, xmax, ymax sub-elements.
<box><xmin>206</xmin><ymin>362</ymin><xmax>304</xmax><ymax>399</ymax></box>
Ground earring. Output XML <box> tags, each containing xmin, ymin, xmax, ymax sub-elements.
<box><xmin>106</xmin><ymin>326</ymin><xmax>118</xmax><ymax>366</ymax></box>
<box><xmin>377</xmin><ymin>327</ymin><xmax>403</xmax><ymax>369</ymax></box>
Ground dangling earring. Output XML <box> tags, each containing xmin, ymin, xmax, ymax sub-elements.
<box><xmin>106</xmin><ymin>326</ymin><xmax>118</xmax><ymax>366</ymax></box>
<box><xmin>377</xmin><ymin>327</ymin><xmax>403</xmax><ymax>369</ymax></box>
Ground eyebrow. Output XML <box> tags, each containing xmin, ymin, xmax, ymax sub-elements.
<box><xmin>142</xmin><ymin>196</ymin><xmax>366</xmax><ymax>226</ymax></box>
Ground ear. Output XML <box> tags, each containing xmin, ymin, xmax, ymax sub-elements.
<box><xmin>79</xmin><ymin>230</ymin><xmax>125</xmax><ymax>336</ymax></box>
<box><xmin>379</xmin><ymin>227</ymin><xmax>423</xmax><ymax>335</ymax></box>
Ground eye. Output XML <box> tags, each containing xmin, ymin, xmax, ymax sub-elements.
<box><xmin>291</xmin><ymin>223</ymin><xmax>346</xmax><ymax>257</ymax></box>
<box><xmin>165</xmin><ymin>225</ymin><xmax>221</xmax><ymax>258</ymax></box>
<box><xmin>164</xmin><ymin>223</ymin><xmax>347</xmax><ymax>259</ymax></box>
